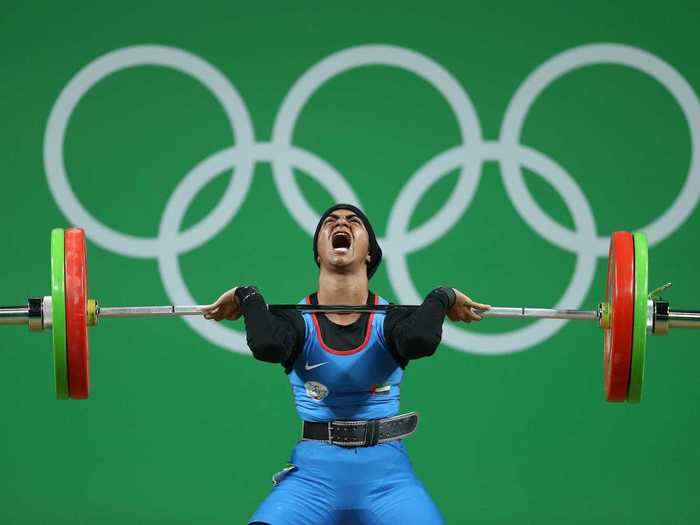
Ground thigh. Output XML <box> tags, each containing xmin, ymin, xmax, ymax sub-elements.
<box><xmin>365</xmin><ymin>477</ymin><xmax>444</xmax><ymax>525</ymax></box>
<box><xmin>248</xmin><ymin>467</ymin><xmax>336</xmax><ymax>525</ymax></box>
<box><xmin>363</xmin><ymin>443</ymin><xmax>444</xmax><ymax>525</ymax></box>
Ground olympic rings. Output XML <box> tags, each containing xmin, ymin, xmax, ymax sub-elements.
<box><xmin>43</xmin><ymin>43</ymin><xmax>700</xmax><ymax>355</ymax></box>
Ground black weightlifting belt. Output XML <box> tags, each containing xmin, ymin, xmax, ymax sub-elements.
<box><xmin>302</xmin><ymin>412</ymin><xmax>418</xmax><ymax>447</ymax></box>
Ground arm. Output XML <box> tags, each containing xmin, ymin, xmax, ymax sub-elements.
<box><xmin>384</xmin><ymin>288</ymin><xmax>490</xmax><ymax>362</ymax></box>
<box><xmin>202</xmin><ymin>286</ymin><xmax>305</xmax><ymax>365</ymax></box>
<box><xmin>384</xmin><ymin>287</ymin><xmax>455</xmax><ymax>363</ymax></box>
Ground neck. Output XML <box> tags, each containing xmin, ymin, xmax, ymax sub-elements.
<box><xmin>317</xmin><ymin>268</ymin><xmax>369</xmax><ymax>305</ymax></box>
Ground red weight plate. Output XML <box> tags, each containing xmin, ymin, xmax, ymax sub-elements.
<box><xmin>65</xmin><ymin>228</ymin><xmax>90</xmax><ymax>399</ymax></box>
<box><xmin>603</xmin><ymin>231</ymin><xmax>635</xmax><ymax>402</ymax></box>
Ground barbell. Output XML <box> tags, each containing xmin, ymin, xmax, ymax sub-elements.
<box><xmin>1</xmin><ymin>228</ymin><xmax>698</xmax><ymax>402</ymax></box>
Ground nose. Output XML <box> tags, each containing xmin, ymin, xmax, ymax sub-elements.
<box><xmin>333</xmin><ymin>217</ymin><xmax>350</xmax><ymax>230</ymax></box>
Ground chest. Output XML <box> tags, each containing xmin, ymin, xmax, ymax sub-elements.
<box><xmin>297</xmin><ymin>316</ymin><xmax>399</xmax><ymax>391</ymax></box>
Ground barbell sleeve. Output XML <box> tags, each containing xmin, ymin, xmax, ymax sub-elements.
<box><xmin>666</xmin><ymin>309</ymin><xmax>700</xmax><ymax>329</ymax></box>
<box><xmin>0</xmin><ymin>306</ymin><xmax>30</xmax><ymax>325</ymax></box>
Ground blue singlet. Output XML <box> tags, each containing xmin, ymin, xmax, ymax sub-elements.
<box><xmin>248</xmin><ymin>295</ymin><xmax>444</xmax><ymax>525</ymax></box>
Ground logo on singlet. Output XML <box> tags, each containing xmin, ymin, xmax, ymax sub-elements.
<box><xmin>304</xmin><ymin>360</ymin><xmax>328</xmax><ymax>371</ymax></box>
<box><xmin>304</xmin><ymin>381</ymin><xmax>329</xmax><ymax>401</ymax></box>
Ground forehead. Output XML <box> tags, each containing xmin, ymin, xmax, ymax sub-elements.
<box><xmin>326</xmin><ymin>209</ymin><xmax>359</xmax><ymax>220</ymax></box>
<box><xmin>322</xmin><ymin>209</ymin><xmax>367</xmax><ymax>230</ymax></box>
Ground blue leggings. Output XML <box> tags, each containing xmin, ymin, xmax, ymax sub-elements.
<box><xmin>249</xmin><ymin>439</ymin><xmax>444</xmax><ymax>525</ymax></box>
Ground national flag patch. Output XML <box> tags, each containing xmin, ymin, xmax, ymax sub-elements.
<box><xmin>370</xmin><ymin>383</ymin><xmax>391</xmax><ymax>395</ymax></box>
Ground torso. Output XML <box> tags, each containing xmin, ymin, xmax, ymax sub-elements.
<box><xmin>287</xmin><ymin>292</ymin><xmax>404</xmax><ymax>422</ymax></box>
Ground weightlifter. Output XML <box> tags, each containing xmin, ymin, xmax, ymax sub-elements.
<box><xmin>202</xmin><ymin>203</ymin><xmax>490</xmax><ymax>525</ymax></box>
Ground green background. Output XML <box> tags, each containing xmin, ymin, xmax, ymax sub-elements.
<box><xmin>1</xmin><ymin>1</ymin><xmax>699</xmax><ymax>523</ymax></box>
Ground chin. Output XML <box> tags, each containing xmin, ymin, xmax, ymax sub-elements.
<box><xmin>325</xmin><ymin>256</ymin><xmax>356</xmax><ymax>273</ymax></box>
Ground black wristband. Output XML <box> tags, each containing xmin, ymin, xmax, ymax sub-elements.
<box><xmin>234</xmin><ymin>286</ymin><xmax>262</xmax><ymax>305</ymax></box>
<box><xmin>434</xmin><ymin>287</ymin><xmax>456</xmax><ymax>309</ymax></box>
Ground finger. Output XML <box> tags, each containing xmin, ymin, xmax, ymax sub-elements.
<box><xmin>206</xmin><ymin>307</ymin><xmax>221</xmax><ymax>318</ymax></box>
<box><xmin>458</xmin><ymin>308</ymin><xmax>477</xmax><ymax>322</ymax></box>
<box><xmin>470</xmin><ymin>301</ymin><xmax>491</xmax><ymax>311</ymax></box>
<box><xmin>213</xmin><ymin>298</ymin><xmax>225</xmax><ymax>309</ymax></box>
<box><xmin>467</xmin><ymin>307</ymin><xmax>483</xmax><ymax>321</ymax></box>
<box><xmin>464</xmin><ymin>298</ymin><xmax>490</xmax><ymax>310</ymax></box>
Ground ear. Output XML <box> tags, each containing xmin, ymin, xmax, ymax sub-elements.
<box><xmin>366</xmin><ymin>253</ymin><xmax>371</xmax><ymax>263</ymax></box>
<box><xmin>317</xmin><ymin>256</ymin><xmax>321</xmax><ymax>264</ymax></box>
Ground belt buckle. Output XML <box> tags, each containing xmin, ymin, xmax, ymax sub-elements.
<box><xmin>327</xmin><ymin>421</ymin><xmax>333</xmax><ymax>444</ymax></box>
<box><xmin>332</xmin><ymin>419</ymin><xmax>369</xmax><ymax>447</ymax></box>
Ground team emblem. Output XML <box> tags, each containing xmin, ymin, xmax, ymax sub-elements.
<box><xmin>305</xmin><ymin>381</ymin><xmax>329</xmax><ymax>401</ymax></box>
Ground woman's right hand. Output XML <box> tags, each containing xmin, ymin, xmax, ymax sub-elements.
<box><xmin>447</xmin><ymin>288</ymin><xmax>491</xmax><ymax>323</ymax></box>
<box><xmin>202</xmin><ymin>287</ymin><xmax>242</xmax><ymax>321</ymax></box>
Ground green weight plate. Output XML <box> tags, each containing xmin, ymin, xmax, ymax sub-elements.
<box><xmin>628</xmin><ymin>232</ymin><xmax>649</xmax><ymax>403</ymax></box>
<box><xmin>51</xmin><ymin>229</ymin><xmax>69</xmax><ymax>400</ymax></box>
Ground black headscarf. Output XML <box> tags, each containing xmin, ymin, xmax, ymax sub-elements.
<box><xmin>313</xmin><ymin>203</ymin><xmax>382</xmax><ymax>279</ymax></box>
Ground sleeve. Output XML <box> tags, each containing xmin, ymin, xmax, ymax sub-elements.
<box><xmin>234</xmin><ymin>286</ymin><xmax>306</xmax><ymax>368</ymax></box>
<box><xmin>383</xmin><ymin>287</ymin><xmax>455</xmax><ymax>363</ymax></box>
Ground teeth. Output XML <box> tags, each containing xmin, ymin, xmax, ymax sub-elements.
<box><xmin>333</xmin><ymin>247</ymin><xmax>349</xmax><ymax>254</ymax></box>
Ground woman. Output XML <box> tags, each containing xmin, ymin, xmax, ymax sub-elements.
<box><xmin>203</xmin><ymin>204</ymin><xmax>489</xmax><ymax>525</ymax></box>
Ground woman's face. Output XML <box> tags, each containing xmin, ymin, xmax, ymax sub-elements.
<box><xmin>316</xmin><ymin>209</ymin><xmax>370</xmax><ymax>274</ymax></box>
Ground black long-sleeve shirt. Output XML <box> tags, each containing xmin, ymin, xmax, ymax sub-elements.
<box><xmin>234</xmin><ymin>287</ymin><xmax>456</xmax><ymax>371</ymax></box>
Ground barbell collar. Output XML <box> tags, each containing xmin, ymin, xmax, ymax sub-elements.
<box><xmin>42</xmin><ymin>296</ymin><xmax>53</xmax><ymax>330</ymax></box>
<box><xmin>28</xmin><ymin>297</ymin><xmax>43</xmax><ymax>332</ymax></box>
<box><xmin>654</xmin><ymin>301</ymin><xmax>670</xmax><ymax>334</ymax></box>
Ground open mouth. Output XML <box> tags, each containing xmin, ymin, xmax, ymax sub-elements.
<box><xmin>331</xmin><ymin>231</ymin><xmax>352</xmax><ymax>254</ymax></box>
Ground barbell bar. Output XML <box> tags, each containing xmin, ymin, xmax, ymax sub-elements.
<box><xmin>1</xmin><ymin>304</ymin><xmax>601</xmax><ymax>319</ymax></box>
<box><xmin>1</xmin><ymin>228</ymin><xmax>699</xmax><ymax>402</ymax></box>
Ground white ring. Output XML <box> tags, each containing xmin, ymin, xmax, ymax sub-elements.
<box><xmin>500</xmin><ymin>43</ymin><xmax>700</xmax><ymax>255</ymax></box>
<box><xmin>44</xmin><ymin>45</ymin><xmax>256</xmax><ymax>258</ymax></box>
<box><xmin>271</xmin><ymin>44</ymin><xmax>482</xmax><ymax>237</ymax></box>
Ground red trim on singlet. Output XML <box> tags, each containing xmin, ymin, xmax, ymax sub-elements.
<box><xmin>307</xmin><ymin>293</ymin><xmax>378</xmax><ymax>355</ymax></box>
